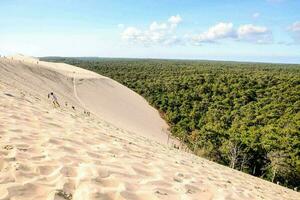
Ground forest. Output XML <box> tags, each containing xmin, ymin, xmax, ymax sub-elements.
<box><xmin>42</xmin><ymin>57</ymin><xmax>300</xmax><ymax>189</ymax></box>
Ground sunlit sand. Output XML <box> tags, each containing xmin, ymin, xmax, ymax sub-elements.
<box><xmin>0</xmin><ymin>55</ymin><xmax>298</xmax><ymax>200</ymax></box>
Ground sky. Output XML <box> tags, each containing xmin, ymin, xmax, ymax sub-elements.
<box><xmin>0</xmin><ymin>0</ymin><xmax>300</xmax><ymax>63</ymax></box>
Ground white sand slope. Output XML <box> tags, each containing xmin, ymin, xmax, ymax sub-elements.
<box><xmin>0</xmin><ymin>55</ymin><xmax>299</xmax><ymax>200</ymax></box>
<box><xmin>1</xmin><ymin>54</ymin><xmax>172</xmax><ymax>145</ymax></box>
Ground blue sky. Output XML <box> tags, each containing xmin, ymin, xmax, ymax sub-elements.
<box><xmin>0</xmin><ymin>0</ymin><xmax>300</xmax><ymax>63</ymax></box>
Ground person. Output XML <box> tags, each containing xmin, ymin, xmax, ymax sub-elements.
<box><xmin>48</xmin><ymin>92</ymin><xmax>60</xmax><ymax>107</ymax></box>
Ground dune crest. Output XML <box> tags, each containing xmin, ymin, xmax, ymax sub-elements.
<box><xmin>0</xmin><ymin>56</ymin><xmax>298</xmax><ymax>200</ymax></box>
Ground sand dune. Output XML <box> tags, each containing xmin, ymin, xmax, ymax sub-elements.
<box><xmin>0</xmin><ymin>55</ymin><xmax>299</xmax><ymax>200</ymax></box>
<box><xmin>1</xmin><ymin>54</ymin><xmax>172</xmax><ymax>144</ymax></box>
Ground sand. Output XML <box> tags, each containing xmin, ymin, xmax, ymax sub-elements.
<box><xmin>0</xmin><ymin>55</ymin><xmax>298</xmax><ymax>200</ymax></box>
<box><xmin>1</xmin><ymin>54</ymin><xmax>174</xmax><ymax>145</ymax></box>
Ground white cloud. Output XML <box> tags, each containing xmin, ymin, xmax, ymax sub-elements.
<box><xmin>121</xmin><ymin>17</ymin><xmax>273</xmax><ymax>46</ymax></box>
<box><xmin>252</xmin><ymin>12</ymin><xmax>260</xmax><ymax>19</ymax></box>
<box><xmin>237</xmin><ymin>24</ymin><xmax>268</xmax><ymax>36</ymax></box>
<box><xmin>121</xmin><ymin>27</ymin><xmax>142</xmax><ymax>41</ymax></box>
<box><xmin>121</xmin><ymin>15</ymin><xmax>183</xmax><ymax>46</ymax></box>
<box><xmin>289</xmin><ymin>21</ymin><xmax>300</xmax><ymax>32</ymax></box>
<box><xmin>192</xmin><ymin>23</ymin><xmax>272</xmax><ymax>45</ymax></box>
<box><xmin>168</xmin><ymin>15</ymin><xmax>182</xmax><ymax>28</ymax></box>
<box><xmin>288</xmin><ymin>21</ymin><xmax>300</xmax><ymax>43</ymax></box>
<box><xmin>237</xmin><ymin>24</ymin><xmax>272</xmax><ymax>43</ymax></box>
<box><xmin>149</xmin><ymin>22</ymin><xmax>168</xmax><ymax>31</ymax></box>
<box><xmin>192</xmin><ymin>22</ymin><xmax>235</xmax><ymax>44</ymax></box>
<box><xmin>168</xmin><ymin>15</ymin><xmax>182</xmax><ymax>24</ymax></box>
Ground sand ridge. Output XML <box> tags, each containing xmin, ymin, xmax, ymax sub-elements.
<box><xmin>0</xmin><ymin>56</ymin><xmax>299</xmax><ymax>200</ymax></box>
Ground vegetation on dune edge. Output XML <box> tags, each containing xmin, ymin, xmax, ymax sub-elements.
<box><xmin>41</xmin><ymin>57</ymin><xmax>300</xmax><ymax>189</ymax></box>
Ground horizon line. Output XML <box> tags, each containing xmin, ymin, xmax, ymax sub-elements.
<box><xmin>39</xmin><ymin>55</ymin><xmax>300</xmax><ymax>65</ymax></box>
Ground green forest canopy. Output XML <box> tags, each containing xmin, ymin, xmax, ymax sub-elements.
<box><xmin>41</xmin><ymin>57</ymin><xmax>300</xmax><ymax>189</ymax></box>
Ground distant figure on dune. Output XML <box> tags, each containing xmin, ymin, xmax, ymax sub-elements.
<box><xmin>84</xmin><ymin>110</ymin><xmax>91</xmax><ymax>116</ymax></box>
<box><xmin>48</xmin><ymin>92</ymin><xmax>60</xmax><ymax>108</ymax></box>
